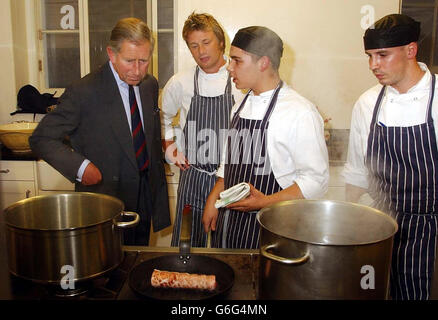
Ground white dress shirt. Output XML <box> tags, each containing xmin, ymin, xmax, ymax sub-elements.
<box><xmin>217</xmin><ymin>84</ymin><xmax>329</xmax><ymax>199</ymax></box>
<box><xmin>160</xmin><ymin>59</ymin><xmax>245</xmax><ymax>143</ymax></box>
<box><xmin>343</xmin><ymin>63</ymin><xmax>438</xmax><ymax>189</ymax></box>
<box><xmin>77</xmin><ymin>61</ymin><xmax>145</xmax><ymax>181</ymax></box>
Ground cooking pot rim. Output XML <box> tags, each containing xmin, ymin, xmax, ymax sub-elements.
<box><xmin>4</xmin><ymin>192</ymin><xmax>125</xmax><ymax>231</ymax></box>
<box><xmin>256</xmin><ymin>199</ymin><xmax>399</xmax><ymax>246</ymax></box>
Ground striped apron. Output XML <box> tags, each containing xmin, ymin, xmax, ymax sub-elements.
<box><xmin>212</xmin><ymin>82</ymin><xmax>283</xmax><ymax>249</ymax></box>
<box><xmin>171</xmin><ymin>66</ymin><xmax>234</xmax><ymax>247</ymax></box>
<box><xmin>365</xmin><ymin>74</ymin><xmax>438</xmax><ymax>300</ymax></box>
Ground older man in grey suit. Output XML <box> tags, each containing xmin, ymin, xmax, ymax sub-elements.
<box><xmin>29</xmin><ymin>17</ymin><xmax>170</xmax><ymax>246</ymax></box>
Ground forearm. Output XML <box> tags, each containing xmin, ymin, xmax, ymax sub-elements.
<box><xmin>160</xmin><ymin>83</ymin><xmax>180</xmax><ymax>141</ymax></box>
<box><xmin>29</xmin><ymin>90</ymin><xmax>84</xmax><ymax>181</ymax></box>
<box><xmin>263</xmin><ymin>183</ymin><xmax>304</xmax><ymax>207</ymax></box>
<box><xmin>202</xmin><ymin>177</ymin><xmax>225</xmax><ymax>232</ymax></box>
<box><xmin>206</xmin><ymin>178</ymin><xmax>225</xmax><ymax>206</ymax></box>
<box><xmin>30</xmin><ymin>135</ymin><xmax>84</xmax><ymax>182</ymax></box>
<box><xmin>226</xmin><ymin>182</ymin><xmax>304</xmax><ymax>212</ymax></box>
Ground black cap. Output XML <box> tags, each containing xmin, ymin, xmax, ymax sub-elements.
<box><xmin>231</xmin><ymin>26</ymin><xmax>283</xmax><ymax>68</ymax></box>
<box><xmin>364</xmin><ymin>14</ymin><xmax>421</xmax><ymax>50</ymax></box>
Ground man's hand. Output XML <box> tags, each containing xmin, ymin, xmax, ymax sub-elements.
<box><xmin>226</xmin><ymin>184</ymin><xmax>267</xmax><ymax>212</ymax></box>
<box><xmin>202</xmin><ymin>178</ymin><xmax>224</xmax><ymax>232</ymax></box>
<box><xmin>227</xmin><ymin>182</ymin><xmax>305</xmax><ymax>212</ymax></box>
<box><xmin>162</xmin><ymin>139</ymin><xmax>190</xmax><ymax>170</ymax></box>
<box><xmin>202</xmin><ymin>203</ymin><xmax>219</xmax><ymax>233</ymax></box>
<box><xmin>81</xmin><ymin>162</ymin><xmax>102</xmax><ymax>186</ymax></box>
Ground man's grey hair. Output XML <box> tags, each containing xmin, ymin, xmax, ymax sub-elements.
<box><xmin>109</xmin><ymin>17</ymin><xmax>155</xmax><ymax>53</ymax></box>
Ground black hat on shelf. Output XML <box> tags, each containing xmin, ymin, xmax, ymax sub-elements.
<box><xmin>11</xmin><ymin>85</ymin><xmax>58</xmax><ymax>115</ymax></box>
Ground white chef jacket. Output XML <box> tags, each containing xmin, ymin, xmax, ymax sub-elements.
<box><xmin>160</xmin><ymin>59</ymin><xmax>245</xmax><ymax>142</ymax></box>
<box><xmin>343</xmin><ymin>63</ymin><xmax>438</xmax><ymax>189</ymax></box>
<box><xmin>217</xmin><ymin>84</ymin><xmax>329</xmax><ymax>199</ymax></box>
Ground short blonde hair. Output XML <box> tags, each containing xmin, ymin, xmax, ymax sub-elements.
<box><xmin>182</xmin><ymin>12</ymin><xmax>225</xmax><ymax>53</ymax></box>
<box><xmin>109</xmin><ymin>17</ymin><xmax>155</xmax><ymax>53</ymax></box>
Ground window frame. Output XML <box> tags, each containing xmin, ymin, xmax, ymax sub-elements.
<box><xmin>35</xmin><ymin>0</ymin><xmax>166</xmax><ymax>92</ymax></box>
<box><xmin>402</xmin><ymin>0</ymin><xmax>438</xmax><ymax>74</ymax></box>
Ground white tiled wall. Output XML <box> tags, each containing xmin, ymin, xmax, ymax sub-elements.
<box><xmin>175</xmin><ymin>0</ymin><xmax>400</xmax><ymax>130</ymax></box>
<box><xmin>323</xmin><ymin>165</ymin><xmax>346</xmax><ymax>201</ymax></box>
<box><xmin>323</xmin><ymin>164</ymin><xmax>373</xmax><ymax>206</ymax></box>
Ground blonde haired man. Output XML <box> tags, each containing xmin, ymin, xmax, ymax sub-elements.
<box><xmin>161</xmin><ymin>12</ymin><xmax>244</xmax><ymax>247</ymax></box>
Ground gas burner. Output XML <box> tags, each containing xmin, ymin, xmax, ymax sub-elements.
<box><xmin>51</xmin><ymin>282</ymin><xmax>92</xmax><ymax>298</ymax></box>
<box><xmin>8</xmin><ymin>251</ymin><xmax>138</xmax><ymax>300</ymax></box>
<box><xmin>10</xmin><ymin>276</ymin><xmax>94</xmax><ymax>300</ymax></box>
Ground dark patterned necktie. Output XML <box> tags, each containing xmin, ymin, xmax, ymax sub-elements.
<box><xmin>129</xmin><ymin>85</ymin><xmax>149</xmax><ymax>172</ymax></box>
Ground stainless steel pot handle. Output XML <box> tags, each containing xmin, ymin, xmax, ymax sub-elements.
<box><xmin>114</xmin><ymin>211</ymin><xmax>140</xmax><ymax>228</ymax></box>
<box><xmin>261</xmin><ymin>244</ymin><xmax>310</xmax><ymax>265</ymax></box>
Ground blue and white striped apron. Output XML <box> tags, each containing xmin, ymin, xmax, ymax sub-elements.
<box><xmin>171</xmin><ymin>66</ymin><xmax>234</xmax><ymax>247</ymax></box>
<box><xmin>212</xmin><ymin>82</ymin><xmax>283</xmax><ymax>249</ymax></box>
<box><xmin>365</xmin><ymin>74</ymin><xmax>438</xmax><ymax>300</ymax></box>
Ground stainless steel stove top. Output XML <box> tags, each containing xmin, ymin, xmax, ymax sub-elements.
<box><xmin>2</xmin><ymin>247</ymin><xmax>259</xmax><ymax>300</ymax></box>
<box><xmin>8</xmin><ymin>251</ymin><xmax>138</xmax><ymax>300</ymax></box>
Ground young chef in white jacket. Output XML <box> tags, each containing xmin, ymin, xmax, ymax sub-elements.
<box><xmin>161</xmin><ymin>12</ymin><xmax>244</xmax><ymax>247</ymax></box>
<box><xmin>343</xmin><ymin>14</ymin><xmax>438</xmax><ymax>300</ymax></box>
<box><xmin>202</xmin><ymin>26</ymin><xmax>329</xmax><ymax>249</ymax></box>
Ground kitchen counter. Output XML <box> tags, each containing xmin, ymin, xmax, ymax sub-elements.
<box><xmin>0</xmin><ymin>144</ymin><xmax>38</xmax><ymax>161</ymax></box>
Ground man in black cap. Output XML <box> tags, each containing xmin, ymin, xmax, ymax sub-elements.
<box><xmin>202</xmin><ymin>26</ymin><xmax>329</xmax><ymax>249</ymax></box>
<box><xmin>343</xmin><ymin>14</ymin><xmax>438</xmax><ymax>299</ymax></box>
<box><xmin>161</xmin><ymin>13</ymin><xmax>244</xmax><ymax>248</ymax></box>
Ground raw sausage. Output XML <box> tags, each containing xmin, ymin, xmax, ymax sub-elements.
<box><xmin>151</xmin><ymin>269</ymin><xmax>216</xmax><ymax>291</ymax></box>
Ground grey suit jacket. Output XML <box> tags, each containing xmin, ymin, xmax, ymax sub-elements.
<box><xmin>29</xmin><ymin>62</ymin><xmax>171</xmax><ymax>231</ymax></box>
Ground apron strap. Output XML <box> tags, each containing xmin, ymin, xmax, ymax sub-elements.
<box><xmin>260</xmin><ymin>81</ymin><xmax>283</xmax><ymax>128</ymax></box>
<box><xmin>193</xmin><ymin>66</ymin><xmax>200</xmax><ymax>96</ymax></box>
<box><xmin>230</xmin><ymin>91</ymin><xmax>251</xmax><ymax>128</ymax></box>
<box><xmin>193</xmin><ymin>66</ymin><xmax>233</xmax><ymax>97</ymax></box>
<box><xmin>224</xmin><ymin>72</ymin><xmax>232</xmax><ymax>95</ymax></box>
<box><xmin>370</xmin><ymin>85</ymin><xmax>387</xmax><ymax>126</ymax></box>
<box><xmin>230</xmin><ymin>81</ymin><xmax>283</xmax><ymax>129</ymax></box>
<box><xmin>426</xmin><ymin>74</ymin><xmax>436</xmax><ymax>123</ymax></box>
<box><xmin>372</xmin><ymin>74</ymin><xmax>436</xmax><ymax>126</ymax></box>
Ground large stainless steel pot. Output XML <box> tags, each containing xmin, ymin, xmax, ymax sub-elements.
<box><xmin>257</xmin><ymin>200</ymin><xmax>398</xmax><ymax>299</ymax></box>
<box><xmin>4</xmin><ymin>192</ymin><xmax>139</xmax><ymax>284</ymax></box>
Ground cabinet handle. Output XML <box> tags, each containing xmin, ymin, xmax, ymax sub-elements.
<box><xmin>0</xmin><ymin>169</ymin><xmax>10</xmax><ymax>174</ymax></box>
<box><xmin>166</xmin><ymin>172</ymin><xmax>175</xmax><ymax>177</ymax></box>
<box><xmin>25</xmin><ymin>190</ymin><xmax>31</xmax><ymax>198</ymax></box>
